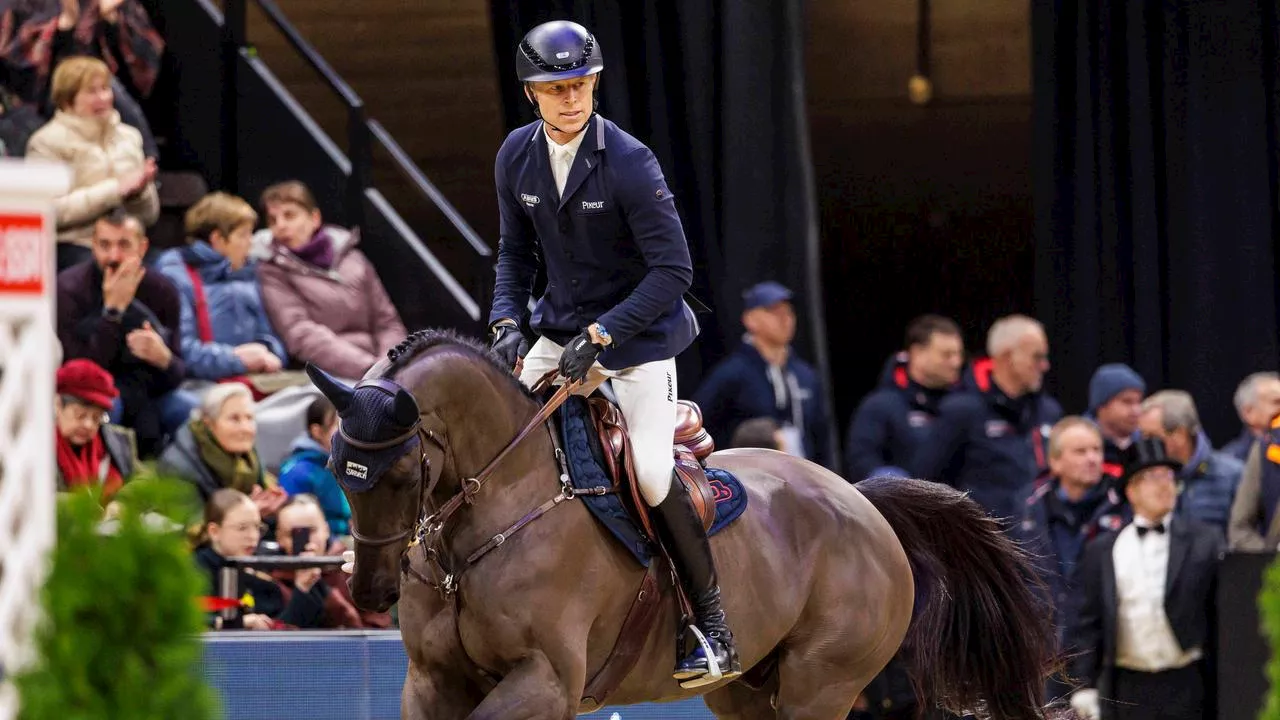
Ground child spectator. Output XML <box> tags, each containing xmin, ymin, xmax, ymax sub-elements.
<box><xmin>278</xmin><ymin>397</ymin><xmax>350</xmax><ymax>537</ymax></box>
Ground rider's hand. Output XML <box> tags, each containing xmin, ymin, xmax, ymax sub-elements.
<box><xmin>489</xmin><ymin>320</ymin><xmax>528</xmax><ymax>372</ymax></box>
<box><xmin>558</xmin><ymin>330</ymin><xmax>603</xmax><ymax>382</ymax></box>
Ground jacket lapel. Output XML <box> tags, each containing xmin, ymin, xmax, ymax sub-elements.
<box><xmin>557</xmin><ymin>115</ymin><xmax>605</xmax><ymax>213</ymax></box>
<box><xmin>1165</xmin><ymin>516</ymin><xmax>1191</xmax><ymax>597</ymax></box>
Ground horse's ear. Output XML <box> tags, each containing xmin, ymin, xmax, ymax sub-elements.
<box><xmin>391</xmin><ymin>389</ymin><xmax>419</xmax><ymax>427</ymax></box>
<box><xmin>306</xmin><ymin>363</ymin><xmax>355</xmax><ymax>414</ymax></box>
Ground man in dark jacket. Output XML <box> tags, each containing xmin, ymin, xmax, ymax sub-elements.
<box><xmin>1222</xmin><ymin>371</ymin><xmax>1280</xmax><ymax>463</ymax></box>
<box><xmin>911</xmin><ymin>314</ymin><xmax>1062</xmax><ymax>525</ymax></box>
<box><xmin>1012</xmin><ymin>416</ymin><xmax>1127</xmax><ymax>702</ymax></box>
<box><xmin>56</xmin><ymin>209</ymin><xmax>195</xmax><ymax>456</ymax></box>
<box><xmin>1068</xmin><ymin>438</ymin><xmax>1222</xmax><ymax>720</ymax></box>
<box><xmin>845</xmin><ymin>314</ymin><xmax>963</xmax><ymax>482</ymax></box>
<box><xmin>1086</xmin><ymin>363</ymin><xmax>1146</xmax><ymax>480</ymax></box>
<box><xmin>693</xmin><ymin>281</ymin><xmax>835</xmax><ymax>471</ymax></box>
<box><xmin>1139</xmin><ymin>390</ymin><xmax>1242</xmax><ymax>536</ymax></box>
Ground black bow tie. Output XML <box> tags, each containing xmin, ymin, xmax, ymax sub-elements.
<box><xmin>1137</xmin><ymin>523</ymin><xmax>1167</xmax><ymax>538</ymax></box>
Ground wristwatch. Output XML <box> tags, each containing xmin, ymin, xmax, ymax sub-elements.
<box><xmin>593</xmin><ymin>323</ymin><xmax>612</xmax><ymax>346</ymax></box>
<box><xmin>102</xmin><ymin>306</ymin><xmax>124</xmax><ymax>323</ymax></box>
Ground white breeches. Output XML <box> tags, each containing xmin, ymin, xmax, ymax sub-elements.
<box><xmin>519</xmin><ymin>336</ymin><xmax>677</xmax><ymax>506</ymax></box>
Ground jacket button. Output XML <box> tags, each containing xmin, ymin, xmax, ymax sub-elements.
<box><xmin>559</xmin><ymin>218</ymin><xmax>570</xmax><ymax>233</ymax></box>
<box><xmin>571</xmin><ymin>279</ymin><xmax>580</xmax><ymax>287</ymax></box>
<box><xmin>575</xmin><ymin>305</ymin><xmax>584</xmax><ymax>314</ymax></box>
<box><xmin>565</xmin><ymin>251</ymin><xmax>575</xmax><ymax>260</ymax></box>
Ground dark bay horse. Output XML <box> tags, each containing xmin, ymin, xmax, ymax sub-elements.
<box><xmin>307</xmin><ymin>330</ymin><xmax>1057</xmax><ymax>720</ymax></box>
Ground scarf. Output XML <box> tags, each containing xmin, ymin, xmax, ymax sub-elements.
<box><xmin>55</xmin><ymin>429</ymin><xmax>123</xmax><ymax>500</ymax></box>
<box><xmin>288</xmin><ymin>228</ymin><xmax>335</xmax><ymax>270</ymax></box>
<box><xmin>189</xmin><ymin>418</ymin><xmax>263</xmax><ymax>494</ymax></box>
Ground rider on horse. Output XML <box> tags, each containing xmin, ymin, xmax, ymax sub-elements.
<box><xmin>487</xmin><ymin>20</ymin><xmax>741</xmax><ymax>688</ymax></box>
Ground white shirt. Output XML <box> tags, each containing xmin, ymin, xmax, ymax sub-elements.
<box><xmin>545</xmin><ymin>124</ymin><xmax>587</xmax><ymax>198</ymax></box>
<box><xmin>1112</xmin><ymin>513</ymin><xmax>1202</xmax><ymax>672</ymax></box>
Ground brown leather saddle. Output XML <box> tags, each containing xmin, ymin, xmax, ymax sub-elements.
<box><xmin>585</xmin><ymin>396</ymin><xmax>718</xmax><ymax>538</ymax></box>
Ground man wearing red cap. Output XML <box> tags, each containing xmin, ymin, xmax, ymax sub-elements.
<box><xmin>54</xmin><ymin>359</ymin><xmax>138</xmax><ymax>501</ymax></box>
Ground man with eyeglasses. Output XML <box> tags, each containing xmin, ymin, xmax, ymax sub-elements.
<box><xmin>912</xmin><ymin>314</ymin><xmax>1062</xmax><ymax>529</ymax></box>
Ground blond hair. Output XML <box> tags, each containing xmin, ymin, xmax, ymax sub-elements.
<box><xmin>1047</xmin><ymin>416</ymin><xmax>1101</xmax><ymax>458</ymax></box>
<box><xmin>50</xmin><ymin>56</ymin><xmax>111</xmax><ymax>112</ymax></box>
<box><xmin>260</xmin><ymin>180</ymin><xmax>318</xmax><ymax>214</ymax></box>
<box><xmin>184</xmin><ymin>192</ymin><xmax>257</xmax><ymax>243</ymax></box>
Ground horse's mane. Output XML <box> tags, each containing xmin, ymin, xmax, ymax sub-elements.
<box><xmin>383</xmin><ymin>328</ymin><xmax>537</xmax><ymax>402</ymax></box>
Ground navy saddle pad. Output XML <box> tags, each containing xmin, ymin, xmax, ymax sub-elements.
<box><xmin>558</xmin><ymin>395</ymin><xmax>748</xmax><ymax>567</ymax></box>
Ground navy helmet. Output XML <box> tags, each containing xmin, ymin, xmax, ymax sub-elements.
<box><xmin>516</xmin><ymin>21</ymin><xmax>603</xmax><ymax>83</ymax></box>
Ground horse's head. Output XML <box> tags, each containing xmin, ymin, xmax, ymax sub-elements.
<box><xmin>307</xmin><ymin>363</ymin><xmax>434</xmax><ymax>612</ymax></box>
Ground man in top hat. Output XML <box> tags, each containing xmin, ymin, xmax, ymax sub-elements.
<box><xmin>693</xmin><ymin>281</ymin><xmax>835</xmax><ymax>470</ymax></box>
<box><xmin>54</xmin><ymin>359</ymin><xmax>139</xmax><ymax>502</ymax></box>
<box><xmin>1068</xmin><ymin>437</ymin><xmax>1223</xmax><ymax>720</ymax></box>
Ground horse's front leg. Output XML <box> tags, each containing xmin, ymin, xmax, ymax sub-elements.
<box><xmin>464</xmin><ymin>649</ymin><xmax>585</xmax><ymax>720</ymax></box>
<box><xmin>402</xmin><ymin>661</ymin><xmax>480</xmax><ymax>720</ymax></box>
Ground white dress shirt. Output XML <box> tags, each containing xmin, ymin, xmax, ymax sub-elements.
<box><xmin>1112</xmin><ymin>513</ymin><xmax>1202</xmax><ymax>672</ymax></box>
<box><xmin>545</xmin><ymin>124</ymin><xmax>587</xmax><ymax>198</ymax></box>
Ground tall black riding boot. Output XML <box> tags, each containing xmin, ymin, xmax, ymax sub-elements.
<box><xmin>653</xmin><ymin>474</ymin><xmax>741</xmax><ymax>688</ymax></box>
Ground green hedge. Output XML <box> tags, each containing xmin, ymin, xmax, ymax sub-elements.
<box><xmin>12</xmin><ymin>477</ymin><xmax>217</xmax><ymax>720</ymax></box>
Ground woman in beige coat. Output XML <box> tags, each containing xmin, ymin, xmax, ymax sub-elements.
<box><xmin>26</xmin><ymin>56</ymin><xmax>159</xmax><ymax>270</ymax></box>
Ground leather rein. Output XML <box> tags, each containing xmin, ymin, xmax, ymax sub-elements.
<box><xmin>342</xmin><ymin>370</ymin><xmax>604</xmax><ymax>597</ymax></box>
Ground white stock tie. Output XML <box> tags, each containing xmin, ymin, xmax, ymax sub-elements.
<box><xmin>553</xmin><ymin>146</ymin><xmax>572</xmax><ymax>198</ymax></box>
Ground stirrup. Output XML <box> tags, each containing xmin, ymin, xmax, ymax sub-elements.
<box><xmin>673</xmin><ymin>624</ymin><xmax>741</xmax><ymax>689</ymax></box>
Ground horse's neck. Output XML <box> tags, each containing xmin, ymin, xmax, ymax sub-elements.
<box><xmin>432</xmin><ymin>364</ymin><xmax>559</xmax><ymax>556</ymax></box>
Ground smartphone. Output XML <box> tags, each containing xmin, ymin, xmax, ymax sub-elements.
<box><xmin>290</xmin><ymin>527</ymin><xmax>311</xmax><ymax>556</ymax></box>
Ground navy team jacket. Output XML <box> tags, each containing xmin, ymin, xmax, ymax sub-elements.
<box><xmin>488</xmin><ymin>114</ymin><xmax>698</xmax><ymax>370</ymax></box>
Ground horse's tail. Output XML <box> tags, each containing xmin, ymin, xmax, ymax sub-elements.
<box><xmin>857</xmin><ymin>476</ymin><xmax>1058</xmax><ymax>720</ymax></box>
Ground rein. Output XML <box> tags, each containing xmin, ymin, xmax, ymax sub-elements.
<box><xmin>351</xmin><ymin>369</ymin><xmax>602</xmax><ymax>597</ymax></box>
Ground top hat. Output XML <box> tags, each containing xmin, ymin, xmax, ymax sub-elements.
<box><xmin>1117</xmin><ymin>436</ymin><xmax>1182</xmax><ymax>491</ymax></box>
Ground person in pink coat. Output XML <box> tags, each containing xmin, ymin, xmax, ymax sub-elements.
<box><xmin>256</xmin><ymin>181</ymin><xmax>406</xmax><ymax>380</ymax></box>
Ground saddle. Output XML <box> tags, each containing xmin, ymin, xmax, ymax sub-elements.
<box><xmin>586</xmin><ymin>396</ymin><xmax>717</xmax><ymax>538</ymax></box>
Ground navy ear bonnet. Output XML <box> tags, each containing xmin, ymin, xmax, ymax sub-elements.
<box><xmin>306</xmin><ymin>365</ymin><xmax>422</xmax><ymax>493</ymax></box>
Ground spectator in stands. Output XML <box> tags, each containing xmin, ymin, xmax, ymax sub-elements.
<box><xmin>273</xmin><ymin>495</ymin><xmax>390</xmax><ymax>628</ymax></box>
<box><xmin>56</xmin><ymin>210</ymin><xmax>194</xmax><ymax>456</ymax></box>
<box><xmin>1227</xmin><ymin>409</ymin><xmax>1280</xmax><ymax>551</ymax></box>
<box><xmin>911</xmin><ymin>314</ymin><xmax>1062</xmax><ymax>525</ymax></box>
<box><xmin>693</xmin><ymin>281</ymin><xmax>835</xmax><ymax>469</ymax></box>
<box><xmin>256</xmin><ymin>180</ymin><xmax>406</xmax><ymax>380</ymax></box>
<box><xmin>278</xmin><ymin>397</ymin><xmax>350</xmax><ymax>538</ymax></box>
<box><xmin>1068</xmin><ymin>437</ymin><xmax>1222</xmax><ymax>720</ymax></box>
<box><xmin>1085</xmin><ymin>363</ymin><xmax>1145</xmax><ymax>481</ymax></box>
<box><xmin>1223</xmin><ymin>371</ymin><xmax>1280</xmax><ymax>463</ymax></box>
<box><xmin>1138</xmin><ymin>390</ymin><xmax>1242</xmax><ymax>535</ymax></box>
<box><xmin>25</xmin><ymin>56</ymin><xmax>157</xmax><ymax>270</ymax></box>
<box><xmin>0</xmin><ymin>0</ymin><xmax>163</xmax><ymax>156</ymax></box>
<box><xmin>54</xmin><ymin>358</ymin><xmax>137</xmax><ymax>500</ymax></box>
<box><xmin>158</xmin><ymin>383</ymin><xmax>287</xmax><ymax>518</ymax></box>
<box><xmin>845</xmin><ymin>314</ymin><xmax>964</xmax><ymax>482</ymax></box>
<box><xmin>1012</xmin><ymin>417</ymin><xmax>1126</xmax><ymax>702</ymax></box>
<box><xmin>194</xmin><ymin>488</ymin><xmax>324</xmax><ymax>630</ymax></box>
<box><xmin>728</xmin><ymin>416</ymin><xmax>783</xmax><ymax>451</ymax></box>
<box><xmin>155</xmin><ymin>192</ymin><xmax>287</xmax><ymax>382</ymax></box>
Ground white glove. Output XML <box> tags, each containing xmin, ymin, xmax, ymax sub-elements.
<box><xmin>1070</xmin><ymin>688</ymin><xmax>1100</xmax><ymax>720</ymax></box>
<box><xmin>341</xmin><ymin>549</ymin><xmax>355</xmax><ymax>575</ymax></box>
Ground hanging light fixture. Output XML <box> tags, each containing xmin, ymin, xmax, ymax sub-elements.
<box><xmin>908</xmin><ymin>0</ymin><xmax>933</xmax><ymax>105</ymax></box>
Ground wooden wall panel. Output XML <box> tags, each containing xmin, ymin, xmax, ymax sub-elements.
<box><xmin>243</xmin><ymin>0</ymin><xmax>503</xmax><ymax>278</ymax></box>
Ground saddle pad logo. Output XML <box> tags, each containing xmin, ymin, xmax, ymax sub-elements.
<box><xmin>520</xmin><ymin>193</ymin><xmax>540</xmax><ymax>206</ymax></box>
<box><xmin>708</xmin><ymin>478</ymin><xmax>734</xmax><ymax>503</ymax></box>
<box><xmin>345</xmin><ymin>461</ymin><xmax>369</xmax><ymax>480</ymax></box>
<box><xmin>985</xmin><ymin>420</ymin><xmax>1012</xmax><ymax>438</ymax></box>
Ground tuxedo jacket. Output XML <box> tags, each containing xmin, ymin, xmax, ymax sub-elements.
<box><xmin>1067</xmin><ymin>515</ymin><xmax>1223</xmax><ymax>697</ymax></box>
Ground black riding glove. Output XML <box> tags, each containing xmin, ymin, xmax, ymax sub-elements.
<box><xmin>558</xmin><ymin>331</ymin><xmax>603</xmax><ymax>382</ymax></box>
<box><xmin>490</xmin><ymin>322</ymin><xmax>528</xmax><ymax>370</ymax></box>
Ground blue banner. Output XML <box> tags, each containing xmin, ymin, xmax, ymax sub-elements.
<box><xmin>201</xmin><ymin>631</ymin><xmax>715</xmax><ymax>719</ymax></box>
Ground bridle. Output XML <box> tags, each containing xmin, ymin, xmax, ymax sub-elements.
<box><xmin>342</xmin><ymin>371</ymin><xmax>596</xmax><ymax>597</ymax></box>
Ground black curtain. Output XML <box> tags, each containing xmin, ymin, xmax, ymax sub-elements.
<box><xmin>489</xmin><ymin>1</ymin><xmax>839</xmax><ymax>468</ymax></box>
<box><xmin>1033</xmin><ymin>0</ymin><xmax>1280</xmax><ymax>443</ymax></box>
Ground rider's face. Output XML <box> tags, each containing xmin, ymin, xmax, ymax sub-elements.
<box><xmin>526</xmin><ymin>75</ymin><xmax>597</xmax><ymax>140</ymax></box>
